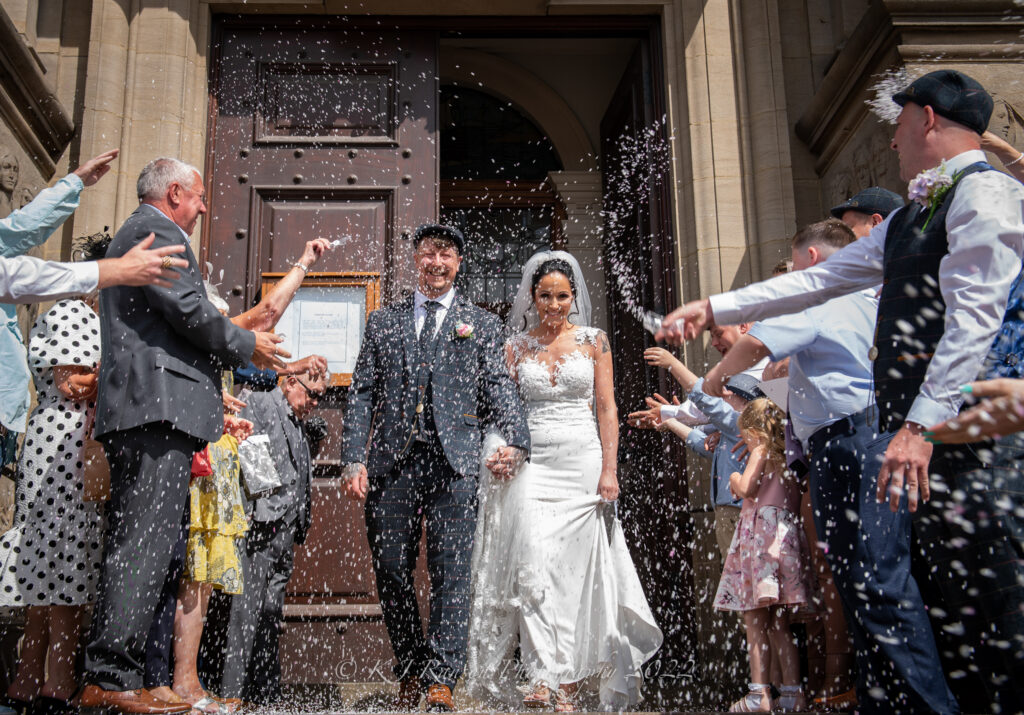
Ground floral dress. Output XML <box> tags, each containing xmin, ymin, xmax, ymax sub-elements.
<box><xmin>0</xmin><ymin>299</ymin><xmax>104</xmax><ymax>606</ymax></box>
<box><xmin>185</xmin><ymin>373</ymin><xmax>248</xmax><ymax>594</ymax></box>
<box><xmin>713</xmin><ymin>466</ymin><xmax>816</xmax><ymax>612</ymax></box>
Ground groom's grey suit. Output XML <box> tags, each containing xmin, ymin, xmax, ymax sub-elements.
<box><xmin>342</xmin><ymin>290</ymin><xmax>529</xmax><ymax>689</ymax></box>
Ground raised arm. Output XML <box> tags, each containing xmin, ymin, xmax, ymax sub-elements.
<box><xmin>644</xmin><ymin>346</ymin><xmax>699</xmax><ymax>392</ymax></box>
<box><xmin>703</xmin><ymin>333</ymin><xmax>772</xmax><ymax>397</ymax></box>
<box><xmin>231</xmin><ymin>238</ymin><xmax>329</xmax><ymax>332</ymax></box>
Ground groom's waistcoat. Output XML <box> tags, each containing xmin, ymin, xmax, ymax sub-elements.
<box><xmin>873</xmin><ymin>161</ymin><xmax>992</xmax><ymax>432</ymax></box>
<box><xmin>342</xmin><ymin>293</ymin><xmax>529</xmax><ymax>478</ymax></box>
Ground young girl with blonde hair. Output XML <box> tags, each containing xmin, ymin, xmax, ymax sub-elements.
<box><xmin>714</xmin><ymin>398</ymin><xmax>816</xmax><ymax>712</ymax></box>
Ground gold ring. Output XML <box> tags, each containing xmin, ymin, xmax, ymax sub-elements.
<box><xmin>160</xmin><ymin>256</ymin><xmax>173</xmax><ymax>270</ymax></box>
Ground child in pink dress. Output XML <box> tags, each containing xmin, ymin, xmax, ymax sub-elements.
<box><xmin>714</xmin><ymin>398</ymin><xmax>815</xmax><ymax>712</ymax></box>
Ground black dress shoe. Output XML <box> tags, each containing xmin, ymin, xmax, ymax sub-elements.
<box><xmin>2</xmin><ymin>696</ymin><xmax>33</xmax><ymax>715</ymax></box>
<box><xmin>30</xmin><ymin>696</ymin><xmax>74</xmax><ymax>715</ymax></box>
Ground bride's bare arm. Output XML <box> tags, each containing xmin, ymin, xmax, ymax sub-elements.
<box><xmin>594</xmin><ymin>331</ymin><xmax>619</xmax><ymax>501</ymax></box>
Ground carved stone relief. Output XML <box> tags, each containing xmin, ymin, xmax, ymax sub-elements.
<box><xmin>822</xmin><ymin>120</ymin><xmax>903</xmax><ymax>209</ymax></box>
<box><xmin>989</xmin><ymin>94</ymin><xmax>1024</xmax><ymax>150</ymax></box>
<box><xmin>0</xmin><ymin>147</ymin><xmax>39</xmax><ymax>219</ymax></box>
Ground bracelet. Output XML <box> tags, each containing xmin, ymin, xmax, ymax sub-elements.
<box><xmin>293</xmin><ymin>262</ymin><xmax>309</xmax><ymax>274</ymax></box>
<box><xmin>1006</xmin><ymin>152</ymin><xmax>1024</xmax><ymax>167</ymax></box>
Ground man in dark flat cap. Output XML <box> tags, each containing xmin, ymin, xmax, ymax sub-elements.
<box><xmin>340</xmin><ymin>224</ymin><xmax>529</xmax><ymax>712</ymax></box>
<box><xmin>661</xmin><ymin>68</ymin><xmax>1024</xmax><ymax>713</ymax></box>
<box><xmin>829</xmin><ymin>186</ymin><xmax>904</xmax><ymax>238</ymax></box>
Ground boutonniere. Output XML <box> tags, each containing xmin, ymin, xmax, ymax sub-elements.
<box><xmin>907</xmin><ymin>163</ymin><xmax>954</xmax><ymax>229</ymax></box>
<box><xmin>454</xmin><ymin>322</ymin><xmax>475</xmax><ymax>339</ymax></box>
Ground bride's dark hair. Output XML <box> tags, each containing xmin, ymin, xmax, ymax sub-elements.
<box><xmin>530</xmin><ymin>258</ymin><xmax>577</xmax><ymax>298</ymax></box>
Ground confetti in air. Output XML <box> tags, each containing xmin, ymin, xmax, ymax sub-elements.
<box><xmin>865</xmin><ymin>67</ymin><xmax>920</xmax><ymax>124</ymax></box>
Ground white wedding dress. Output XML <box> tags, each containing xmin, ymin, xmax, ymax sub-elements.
<box><xmin>465</xmin><ymin>327</ymin><xmax>663</xmax><ymax>711</ymax></box>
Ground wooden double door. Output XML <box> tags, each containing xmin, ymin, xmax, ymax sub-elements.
<box><xmin>204</xmin><ymin>17</ymin><xmax>690</xmax><ymax>689</ymax></box>
<box><xmin>205</xmin><ymin>23</ymin><xmax>438</xmax><ymax>682</ymax></box>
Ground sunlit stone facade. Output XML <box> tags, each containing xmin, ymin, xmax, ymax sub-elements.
<box><xmin>1</xmin><ymin>0</ymin><xmax>1020</xmax><ymax>698</ymax></box>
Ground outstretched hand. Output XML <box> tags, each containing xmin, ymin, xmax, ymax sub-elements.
<box><xmin>655</xmin><ymin>299</ymin><xmax>713</xmax><ymax>345</ymax></box>
<box><xmin>252</xmin><ymin>332</ymin><xmax>290</xmax><ymax>371</ymax></box>
<box><xmin>97</xmin><ymin>233</ymin><xmax>188</xmax><ymax>289</ymax></box>
<box><xmin>925</xmin><ymin>378</ymin><xmax>1024</xmax><ymax>444</ymax></box>
<box><xmin>73</xmin><ymin>149</ymin><xmax>119</xmax><ymax>187</ymax></box>
<box><xmin>627</xmin><ymin>393</ymin><xmax>677</xmax><ymax>429</ymax></box>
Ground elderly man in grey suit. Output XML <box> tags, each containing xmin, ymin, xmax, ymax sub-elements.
<box><xmin>79</xmin><ymin>158</ymin><xmax>288</xmax><ymax>715</ymax></box>
<box><xmin>211</xmin><ymin>368</ymin><xmax>326</xmax><ymax>705</ymax></box>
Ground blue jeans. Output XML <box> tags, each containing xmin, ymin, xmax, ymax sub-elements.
<box><xmin>807</xmin><ymin>409</ymin><xmax>958</xmax><ymax>715</ymax></box>
<box><xmin>914</xmin><ymin>432</ymin><xmax>1024</xmax><ymax>715</ymax></box>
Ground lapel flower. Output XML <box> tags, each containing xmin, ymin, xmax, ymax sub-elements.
<box><xmin>907</xmin><ymin>163</ymin><xmax>953</xmax><ymax>229</ymax></box>
<box><xmin>455</xmin><ymin>321</ymin><xmax>474</xmax><ymax>339</ymax></box>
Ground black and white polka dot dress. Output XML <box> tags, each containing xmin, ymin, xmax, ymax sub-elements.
<box><xmin>0</xmin><ymin>299</ymin><xmax>104</xmax><ymax>606</ymax></box>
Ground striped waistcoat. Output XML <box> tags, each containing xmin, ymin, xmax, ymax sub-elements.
<box><xmin>873</xmin><ymin>161</ymin><xmax>993</xmax><ymax>431</ymax></box>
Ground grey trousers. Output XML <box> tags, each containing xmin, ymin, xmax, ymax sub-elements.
<box><xmin>218</xmin><ymin>518</ymin><xmax>296</xmax><ymax>703</ymax></box>
<box><xmin>85</xmin><ymin>424</ymin><xmax>198</xmax><ymax>690</ymax></box>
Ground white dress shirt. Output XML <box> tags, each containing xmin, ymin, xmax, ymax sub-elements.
<box><xmin>711</xmin><ymin>150</ymin><xmax>1024</xmax><ymax>427</ymax></box>
<box><xmin>0</xmin><ymin>254</ymin><xmax>98</xmax><ymax>304</ymax></box>
<box><xmin>414</xmin><ymin>286</ymin><xmax>456</xmax><ymax>338</ymax></box>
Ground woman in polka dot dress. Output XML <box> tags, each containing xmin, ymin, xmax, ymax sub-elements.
<box><xmin>0</xmin><ymin>239</ymin><xmax>106</xmax><ymax>713</ymax></box>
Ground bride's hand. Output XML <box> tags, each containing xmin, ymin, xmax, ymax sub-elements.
<box><xmin>598</xmin><ymin>471</ymin><xmax>619</xmax><ymax>501</ymax></box>
<box><xmin>486</xmin><ymin>446</ymin><xmax>524</xmax><ymax>480</ymax></box>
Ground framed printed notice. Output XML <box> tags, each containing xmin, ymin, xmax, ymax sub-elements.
<box><xmin>261</xmin><ymin>272</ymin><xmax>381</xmax><ymax>387</ymax></box>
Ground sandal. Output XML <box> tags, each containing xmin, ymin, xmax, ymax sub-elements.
<box><xmin>554</xmin><ymin>686</ymin><xmax>577</xmax><ymax>713</ymax></box>
<box><xmin>728</xmin><ymin>684</ymin><xmax>772</xmax><ymax>712</ymax></box>
<box><xmin>523</xmin><ymin>683</ymin><xmax>551</xmax><ymax>709</ymax></box>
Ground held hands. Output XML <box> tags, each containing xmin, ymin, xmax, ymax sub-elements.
<box><xmin>485</xmin><ymin>446</ymin><xmax>525</xmax><ymax>480</ymax></box>
<box><xmin>343</xmin><ymin>463</ymin><xmax>369</xmax><ymax>500</ymax></box>
<box><xmin>876</xmin><ymin>422</ymin><xmax>932</xmax><ymax>513</ymax></box>
<box><xmin>252</xmin><ymin>332</ymin><xmax>291</xmax><ymax>371</ymax></box>
<box><xmin>597</xmin><ymin>470</ymin><xmax>619</xmax><ymax>502</ymax></box>
<box><xmin>72</xmin><ymin>149</ymin><xmax>118</xmax><ymax>187</ymax></box>
<box><xmin>925</xmin><ymin>378</ymin><xmax>1024</xmax><ymax>444</ymax></box>
<box><xmin>654</xmin><ymin>299</ymin><xmax>713</xmax><ymax>345</ymax></box>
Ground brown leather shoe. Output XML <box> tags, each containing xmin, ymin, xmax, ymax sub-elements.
<box><xmin>425</xmin><ymin>684</ymin><xmax>453</xmax><ymax>713</ymax></box>
<box><xmin>394</xmin><ymin>677</ymin><xmax>421</xmax><ymax>711</ymax></box>
<box><xmin>77</xmin><ymin>686</ymin><xmax>192</xmax><ymax>714</ymax></box>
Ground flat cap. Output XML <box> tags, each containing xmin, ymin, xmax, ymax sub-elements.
<box><xmin>830</xmin><ymin>186</ymin><xmax>904</xmax><ymax>220</ymax></box>
<box><xmin>726</xmin><ymin>373</ymin><xmax>765</xmax><ymax>403</ymax></box>
<box><xmin>892</xmin><ymin>69</ymin><xmax>993</xmax><ymax>135</ymax></box>
<box><xmin>413</xmin><ymin>223</ymin><xmax>465</xmax><ymax>254</ymax></box>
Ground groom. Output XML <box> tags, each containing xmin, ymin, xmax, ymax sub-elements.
<box><xmin>342</xmin><ymin>224</ymin><xmax>530</xmax><ymax>712</ymax></box>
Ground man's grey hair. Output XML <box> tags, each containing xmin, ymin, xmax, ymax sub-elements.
<box><xmin>137</xmin><ymin>157</ymin><xmax>200</xmax><ymax>201</ymax></box>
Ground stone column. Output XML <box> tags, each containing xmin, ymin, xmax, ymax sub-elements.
<box><xmin>547</xmin><ymin>170</ymin><xmax>607</xmax><ymax>333</ymax></box>
<box><xmin>73</xmin><ymin>0</ymin><xmax>210</xmax><ymax>249</ymax></box>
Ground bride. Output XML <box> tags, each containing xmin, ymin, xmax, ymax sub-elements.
<box><xmin>466</xmin><ymin>251</ymin><xmax>662</xmax><ymax>712</ymax></box>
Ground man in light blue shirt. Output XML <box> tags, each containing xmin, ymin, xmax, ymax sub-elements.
<box><xmin>0</xmin><ymin>150</ymin><xmax>118</xmax><ymax>466</ymax></box>
<box><xmin>703</xmin><ymin>218</ymin><xmax>957</xmax><ymax>715</ymax></box>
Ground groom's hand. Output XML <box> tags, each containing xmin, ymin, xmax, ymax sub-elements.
<box><xmin>486</xmin><ymin>446</ymin><xmax>524</xmax><ymax>480</ymax></box>
<box><xmin>343</xmin><ymin>463</ymin><xmax>368</xmax><ymax>500</ymax></box>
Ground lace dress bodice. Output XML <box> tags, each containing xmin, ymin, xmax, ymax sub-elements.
<box><xmin>509</xmin><ymin>327</ymin><xmax>600</xmax><ymax>426</ymax></box>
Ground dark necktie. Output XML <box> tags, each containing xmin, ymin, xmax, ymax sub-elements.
<box><xmin>419</xmin><ymin>300</ymin><xmax>442</xmax><ymax>361</ymax></box>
